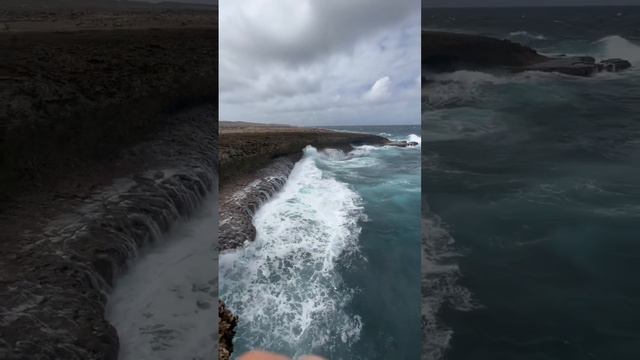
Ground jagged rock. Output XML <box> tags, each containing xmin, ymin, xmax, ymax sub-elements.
<box><xmin>523</xmin><ymin>56</ymin><xmax>599</xmax><ymax>76</ymax></box>
<box><xmin>600</xmin><ymin>58</ymin><xmax>632</xmax><ymax>72</ymax></box>
<box><xmin>388</xmin><ymin>141</ymin><xmax>419</xmax><ymax>147</ymax></box>
<box><xmin>218</xmin><ymin>157</ymin><xmax>297</xmax><ymax>251</ymax></box>
<box><xmin>523</xmin><ymin>56</ymin><xmax>632</xmax><ymax>76</ymax></box>
<box><xmin>218</xmin><ymin>300</ymin><xmax>238</xmax><ymax>360</ymax></box>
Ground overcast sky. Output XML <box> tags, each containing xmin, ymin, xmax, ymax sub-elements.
<box><xmin>219</xmin><ymin>0</ymin><xmax>421</xmax><ymax>126</ymax></box>
<box><xmin>424</xmin><ymin>0</ymin><xmax>640</xmax><ymax>7</ymax></box>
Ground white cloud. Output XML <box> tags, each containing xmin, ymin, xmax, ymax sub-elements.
<box><xmin>364</xmin><ymin>76</ymin><xmax>392</xmax><ymax>102</ymax></box>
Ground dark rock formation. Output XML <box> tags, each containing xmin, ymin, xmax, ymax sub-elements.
<box><xmin>423</xmin><ymin>30</ymin><xmax>547</xmax><ymax>72</ymax></box>
<box><xmin>0</xmin><ymin>106</ymin><xmax>218</xmax><ymax>360</ymax></box>
<box><xmin>523</xmin><ymin>57</ymin><xmax>633</xmax><ymax>76</ymax></box>
<box><xmin>218</xmin><ymin>300</ymin><xmax>238</xmax><ymax>360</ymax></box>
<box><xmin>219</xmin><ymin>157</ymin><xmax>297</xmax><ymax>251</ymax></box>
<box><xmin>522</xmin><ymin>56</ymin><xmax>599</xmax><ymax>76</ymax></box>
<box><xmin>423</xmin><ymin>30</ymin><xmax>632</xmax><ymax>77</ymax></box>
<box><xmin>219</xmin><ymin>128</ymin><xmax>388</xmax><ymax>185</ymax></box>
<box><xmin>600</xmin><ymin>58</ymin><xmax>632</xmax><ymax>72</ymax></box>
<box><xmin>388</xmin><ymin>141</ymin><xmax>420</xmax><ymax>147</ymax></box>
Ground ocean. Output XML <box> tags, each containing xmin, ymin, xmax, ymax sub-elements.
<box><xmin>423</xmin><ymin>6</ymin><xmax>640</xmax><ymax>360</ymax></box>
<box><xmin>219</xmin><ymin>125</ymin><xmax>421</xmax><ymax>359</ymax></box>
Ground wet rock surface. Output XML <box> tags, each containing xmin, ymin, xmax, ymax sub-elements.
<box><xmin>523</xmin><ymin>56</ymin><xmax>633</xmax><ymax>76</ymax></box>
<box><xmin>388</xmin><ymin>140</ymin><xmax>420</xmax><ymax>147</ymax></box>
<box><xmin>0</xmin><ymin>106</ymin><xmax>217</xmax><ymax>360</ymax></box>
<box><xmin>218</xmin><ymin>156</ymin><xmax>297</xmax><ymax>251</ymax></box>
<box><xmin>218</xmin><ymin>300</ymin><xmax>238</xmax><ymax>360</ymax></box>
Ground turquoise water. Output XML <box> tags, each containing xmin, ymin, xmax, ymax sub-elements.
<box><xmin>423</xmin><ymin>7</ymin><xmax>640</xmax><ymax>360</ymax></box>
<box><xmin>220</xmin><ymin>125</ymin><xmax>421</xmax><ymax>359</ymax></box>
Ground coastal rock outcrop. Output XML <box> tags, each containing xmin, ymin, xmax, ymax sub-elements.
<box><xmin>388</xmin><ymin>140</ymin><xmax>420</xmax><ymax>147</ymax></box>
<box><xmin>423</xmin><ymin>30</ymin><xmax>632</xmax><ymax>76</ymax></box>
<box><xmin>423</xmin><ymin>30</ymin><xmax>547</xmax><ymax>71</ymax></box>
<box><xmin>218</xmin><ymin>156</ymin><xmax>297</xmax><ymax>251</ymax></box>
<box><xmin>523</xmin><ymin>56</ymin><xmax>633</xmax><ymax>76</ymax></box>
<box><xmin>218</xmin><ymin>126</ymin><xmax>388</xmax><ymax>251</ymax></box>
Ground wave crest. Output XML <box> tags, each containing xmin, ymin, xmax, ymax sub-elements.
<box><xmin>594</xmin><ymin>35</ymin><xmax>640</xmax><ymax>63</ymax></box>
<box><xmin>509</xmin><ymin>30</ymin><xmax>547</xmax><ymax>40</ymax></box>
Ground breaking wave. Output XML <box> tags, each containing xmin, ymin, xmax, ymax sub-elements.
<box><xmin>219</xmin><ymin>145</ymin><xmax>366</xmax><ymax>357</ymax></box>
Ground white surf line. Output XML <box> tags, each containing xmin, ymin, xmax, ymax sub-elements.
<box><xmin>106</xmin><ymin>181</ymin><xmax>218</xmax><ymax>360</ymax></box>
<box><xmin>219</xmin><ymin>146</ymin><xmax>366</xmax><ymax>356</ymax></box>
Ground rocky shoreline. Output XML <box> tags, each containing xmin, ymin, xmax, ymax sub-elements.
<box><xmin>0</xmin><ymin>4</ymin><xmax>219</xmax><ymax>359</ymax></box>
<box><xmin>0</xmin><ymin>106</ymin><xmax>217</xmax><ymax>360</ymax></box>
<box><xmin>218</xmin><ymin>125</ymin><xmax>388</xmax><ymax>251</ymax></box>
<box><xmin>217</xmin><ymin>124</ymin><xmax>388</xmax><ymax>358</ymax></box>
<box><xmin>423</xmin><ymin>30</ymin><xmax>632</xmax><ymax>76</ymax></box>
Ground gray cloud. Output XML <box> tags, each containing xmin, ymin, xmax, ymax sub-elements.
<box><xmin>220</xmin><ymin>0</ymin><xmax>421</xmax><ymax>126</ymax></box>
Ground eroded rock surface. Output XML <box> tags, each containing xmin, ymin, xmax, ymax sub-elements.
<box><xmin>218</xmin><ymin>156</ymin><xmax>297</xmax><ymax>251</ymax></box>
<box><xmin>0</xmin><ymin>106</ymin><xmax>217</xmax><ymax>360</ymax></box>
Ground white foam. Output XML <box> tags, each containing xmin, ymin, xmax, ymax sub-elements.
<box><xmin>595</xmin><ymin>35</ymin><xmax>640</xmax><ymax>63</ymax></box>
<box><xmin>509</xmin><ymin>30</ymin><xmax>547</xmax><ymax>40</ymax></box>
<box><xmin>407</xmin><ymin>133</ymin><xmax>422</xmax><ymax>145</ymax></box>
<box><xmin>219</xmin><ymin>145</ymin><xmax>365</xmax><ymax>356</ymax></box>
<box><xmin>422</xmin><ymin>214</ymin><xmax>477</xmax><ymax>360</ymax></box>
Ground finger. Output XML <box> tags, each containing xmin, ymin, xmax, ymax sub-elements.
<box><xmin>238</xmin><ymin>351</ymin><xmax>291</xmax><ymax>360</ymax></box>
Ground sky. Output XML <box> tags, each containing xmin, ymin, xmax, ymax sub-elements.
<box><xmin>424</xmin><ymin>0</ymin><xmax>640</xmax><ymax>7</ymax></box>
<box><xmin>219</xmin><ymin>0</ymin><xmax>421</xmax><ymax>126</ymax></box>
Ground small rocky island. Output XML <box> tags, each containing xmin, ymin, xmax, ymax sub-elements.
<box><xmin>423</xmin><ymin>30</ymin><xmax>632</xmax><ymax>76</ymax></box>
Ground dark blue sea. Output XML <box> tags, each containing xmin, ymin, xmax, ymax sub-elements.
<box><xmin>423</xmin><ymin>6</ymin><xmax>640</xmax><ymax>360</ymax></box>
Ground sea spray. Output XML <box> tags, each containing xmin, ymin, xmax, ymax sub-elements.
<box><xmin>219</xmin><ymin>146</ymin><xmax>366</xmax><ymax>357</ymax></box>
